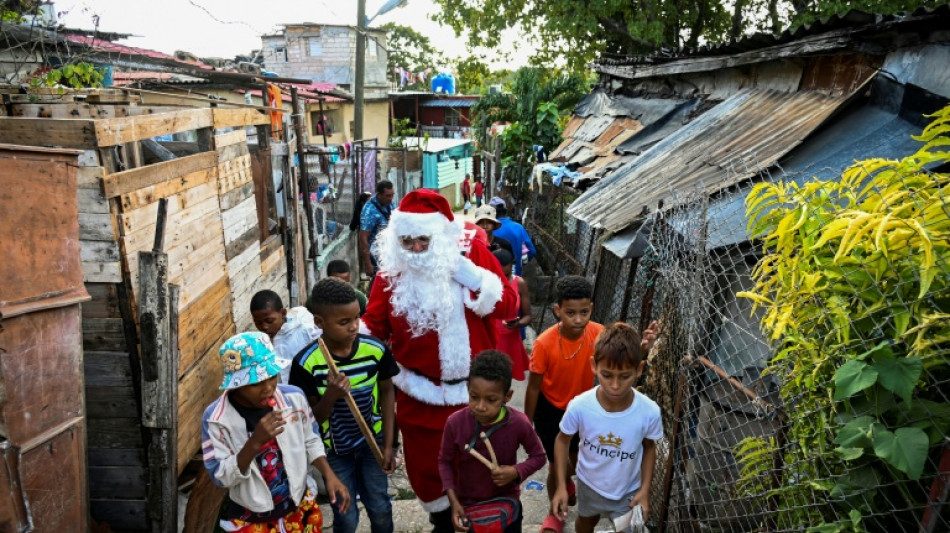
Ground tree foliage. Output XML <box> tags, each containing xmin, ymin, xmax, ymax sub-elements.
<box><xmin>453</xmin><ymin>55</ymin><xmax>510</xmax><ymax>95</ymax></box>
<box><xmin>734</xmin><ymin>105</ymin><xmax>950</xmax><ymax>531</ymax></box>
<box><xmin>379</xmin><ymin>22</ymin><xmax>443</xmax><ymax>90</ymax></box>
<box><xmin>431</xmin><ymin>0</ymin><xmax>942</xmax><ymax>72</ymax></box>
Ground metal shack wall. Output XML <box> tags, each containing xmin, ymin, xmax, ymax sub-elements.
<box><xmin>0</xmin><ymin>144</ymin><xmax>90</xmax><ymax>532</ymax></box>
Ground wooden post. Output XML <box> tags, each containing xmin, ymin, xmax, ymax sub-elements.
<box><xmin>318</xmin><ymin>97</ymin><xmax>329</xmax><ymax>148</ymax></box>
<box><xmin>292</xmin><ymin>87</ymin><xmax>318</xmax><ymax>259</ymax></box>
<box><xmin>138</xmin><ymin>252</ymin><xmax>178</xmax><ymax>532</ymax></box>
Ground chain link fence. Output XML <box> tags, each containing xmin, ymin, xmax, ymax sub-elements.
<box><xmin>516</xmin><ymin>126</ymin><xmax>950</xmax><ymax>532</ymax></box>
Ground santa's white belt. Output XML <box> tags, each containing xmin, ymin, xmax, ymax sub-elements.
<box><xmin>392</xmin><ymin>363</ymin><xmax>471</xmax><ymax>406</ymax></box>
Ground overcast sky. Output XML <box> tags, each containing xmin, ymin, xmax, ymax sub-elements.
<box><xmin>55</xmin><ymin>0</ymin><xmax>533</xmax><ymax>69</ymax></box>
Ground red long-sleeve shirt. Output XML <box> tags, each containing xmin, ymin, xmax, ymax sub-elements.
<box><xmin>439</xmin><ymin>406</ymin><xmax>546</xmax><ymax>505</ymax></box>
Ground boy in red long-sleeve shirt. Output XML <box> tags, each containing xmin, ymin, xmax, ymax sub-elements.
<box><xmin>439</xmin><ymin>350</ymin><xmax>546</xmax><ymax>532</ymax></box>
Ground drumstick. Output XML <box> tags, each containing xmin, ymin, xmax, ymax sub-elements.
<box><xmin>481</xmin><ymin>432</ymin><xmax>499</xmax><ymax>468</ymax></box>
<box><xmin>317</xmin><ymin>337</ymin><xmax>386</xmax><ymax>468</ymax></box>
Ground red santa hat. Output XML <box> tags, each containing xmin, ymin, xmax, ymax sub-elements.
<box><xmin>390</xmin><ymin>189</ymin><xmax>456</xmax><ymax>238</ymax></box>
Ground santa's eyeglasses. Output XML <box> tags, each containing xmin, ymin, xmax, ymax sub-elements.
<box><xmin>399</xmin><ymin>236</ymin><xmax>431</xmax><ymax>250</ymax></box>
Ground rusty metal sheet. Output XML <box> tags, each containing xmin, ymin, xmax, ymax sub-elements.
<box><xmin>568</xmin><ymin>86</ymin><xmax>866</xmax><ymax>232</ymax></box>
<box><xmin>0</xmin><ymin>306</ymin><xmax>85</xmax><ymax>446</ymax></box>
<box><xmin>0</xmin><ymin>145</ymin><xmax>89</xmax><ymax>318</ymax></box>
<box><xmin>800</xmin><ymin>53</ymin><xmax>883</xmax><ymax>96</ymax></box>
<box><xmin>21</xmin><ymin>420</ymin><xmax>87</xmax><ymax>532</ymax></box>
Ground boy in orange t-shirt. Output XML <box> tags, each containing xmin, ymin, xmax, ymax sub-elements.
<box><xmin>525</xmin><ymin>276</ymin><xmax>657</xmax><ymax>533</ymax></box>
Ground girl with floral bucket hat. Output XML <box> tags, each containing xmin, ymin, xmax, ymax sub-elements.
<box><xmin>201</xmin><ymin>331</ymin><xmax>351</xmax><ymax>532</ymax></box>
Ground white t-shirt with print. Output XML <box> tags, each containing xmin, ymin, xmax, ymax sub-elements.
<box><xmin>559</xmin><ymin>387</ymin><xmax>663</xmax><ymax>500</ymax></box>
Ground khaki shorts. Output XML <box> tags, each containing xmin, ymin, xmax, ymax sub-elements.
<box><xmin>576</xmin><ymin>477</ymin><xmax>637</xmax><ymax>519</ymax></box>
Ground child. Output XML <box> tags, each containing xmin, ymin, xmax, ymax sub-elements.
<box><xmin>251</xmin><ymin>290</ymin><xmax>321</xmax><ymax>383</ymax></box>
<box><xmin>462</xmin><ymin>174</ymin><xmax>472</xmax><ymax>214</ymax></box>
<box><xmin>201</xmin><ymin>331</ymin><xmax>350</xmax><ymax>532</ymax></box>
<box><xmin>474</xmin><ymin>178</ymin><xmax>485</xmax><ymax>207</ymax></box>
<box><xmin>492</xmin><ymin>249</ymin><xmax>531</xmax><ymax>381</ymax></box>
<box><xmin>550</xmin><ymin>323</ymin><xmax>663</xmax><ymax>533</ymax></box>
<box><xmin>289</xmin><ymin>278</ymin><xmax>398</xmax><ymax>533</ymax></box>
<box><xmin>326</xmin><ymin>259</ymin><xmax>368</xmax><ymax>316</ymax></box>
<box><xmin>439</xmin><ymin>350</ymin><xmax>546</xmax><ymax>533</ymax></box>
<box><xmin>525</xmin><ymin>277</ymin><xmax>657</xmax><ymax>532</ymax></box>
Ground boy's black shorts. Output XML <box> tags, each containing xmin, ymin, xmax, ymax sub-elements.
<box><xmin>533</xmin><ymin>391</ymin><xmax>580</xmax><ymax>462</ymax></box>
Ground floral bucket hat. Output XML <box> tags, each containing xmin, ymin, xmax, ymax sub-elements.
<box><xmin>218</xmin><ymin>332</ymin><xmax>291</xmax><ymax>390</ymax></box>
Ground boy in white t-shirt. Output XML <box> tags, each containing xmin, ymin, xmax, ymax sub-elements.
<box><xmin>251</xmin><ymin>290</ymin><xmax>322</xmax><ymax>383</ymax></box>
<box><xmin>550</xmin><ymin>322</ymin><xmax>663</xmax><ymax>533</ymax></box>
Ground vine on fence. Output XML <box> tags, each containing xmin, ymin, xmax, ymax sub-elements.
<box><xmin>735</xmin><ymin>105</ymin><xmax>950</xmax><ymax>531</ymax></box>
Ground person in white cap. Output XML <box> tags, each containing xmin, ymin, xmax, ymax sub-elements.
<box><xmin>362</xmin><ymin>189</ymin><xmax>518</xmax><ymax>531</ymax></box>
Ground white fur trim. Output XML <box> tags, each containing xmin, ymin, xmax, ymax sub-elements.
<box><xmin>389</xmin><ymin>210</ymin><xmax>451</xmax><ymax>238</ymax></box>
<box><xmin>464</xmin><ymin>266</ymin><xmax>504</xmax><ymax>317</ymax></box>
<box><xmin>437</xmin><ymin>285</ymin><xmax>472</xmax><ymax>382</ymax></box>
<box><xmin>420</xmin><ymin>495</ymin><xmax>450</xmax><ymax>512</ymax></box>
<box><xmin>391</xmin><ymin>363</ymin><xmax>469</xmax><ymax>406</ymax></box>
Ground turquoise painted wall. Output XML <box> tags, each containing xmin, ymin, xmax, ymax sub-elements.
<box><xmin>422</xmin><ymin>143</ymin><xmax>474</xmax><ymax>191</ymax></box>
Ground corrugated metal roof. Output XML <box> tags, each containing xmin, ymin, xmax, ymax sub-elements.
<box><xmin>401</xmin><ymin>137</ymin><xmax>471</xmax><ymax>153</ymax></box>
<box><xmin>567</xmin><ymin>86</ymin><xmax>864</xmax><ymax>232</ymax></box>
<box><xmin>420</xmin><ymin>98</ymin><xmax>478</xmax><ymax>108</ymax></box>
<box><xmin>593</xmin><ymin>5</ymin><xmax>950</xmax><ymax>70</ymax></box>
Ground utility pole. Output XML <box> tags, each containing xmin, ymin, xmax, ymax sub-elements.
<box><xmin>354</xmin><ymin>0</ymin><xmax>366</xmax><ymax>142</ymax></box>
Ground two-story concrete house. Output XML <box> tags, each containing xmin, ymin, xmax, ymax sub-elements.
<box><xmin>262</xmin><ymin>24</ymin><xmax>390</xmax><ymax>146</ymax></box>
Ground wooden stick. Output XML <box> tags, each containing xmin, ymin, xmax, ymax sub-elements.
<box><xmin>694</xmin><ymin>355</ymin><xmax>773</xmax><ymax>413</ymax></box>
<box><xmin>465</xmin><ymin>445</ymin><xmax>496</xmax><ymax>470</ymax></box>
<box><xmin>481</xmin><ymin>432</ymin><xmax>499</xmax><ymax>468</ymax></box>
<box><xmin>317</xmin><ymin>337</ymin><xmax>386</xmax><ymax>467</ymax></box>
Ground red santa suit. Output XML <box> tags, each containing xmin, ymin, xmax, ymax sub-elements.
<box><xmin>362</xmin><ymin>190</ymin><xmax>516</xmax><ymax>512</ymax></box>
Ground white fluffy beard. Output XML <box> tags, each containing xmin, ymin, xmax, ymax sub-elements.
<box><xmin>378</xmin><ymin>222</ymin><xmax>463</xmax><ymax>337</ymax></box>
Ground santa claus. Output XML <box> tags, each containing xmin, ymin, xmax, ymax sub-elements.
<box><xmin>362</xmin><ymin>189</ymin><xmax>516</xmax><ymax>529</ymax></box>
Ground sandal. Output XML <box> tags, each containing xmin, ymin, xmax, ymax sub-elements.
<box><xmin>540</xmin><ymin>514</ymin><xmax>564</xmax><ymax>533</ymax></box>
<box><xmin>567</xmin><ymin>479</ymin><xmax>577</xmax><ymax>507</ymax></box>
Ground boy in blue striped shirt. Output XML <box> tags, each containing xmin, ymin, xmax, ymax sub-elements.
<box><xmin>290</xmin><ymin>278</ymin><xmax>398</xmax><ymax>533</ymax></box>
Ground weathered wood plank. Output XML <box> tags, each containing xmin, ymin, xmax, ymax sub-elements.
<box><xmin>0</xmin><ymin>117</ymin><xmax>98</xmax><ymax>148</ymax></box>
<box><xmin>260</xmin><ymin>244</ymin><xmax>285</xmax><ymax>274</ymax></box>
<box><xmin>119</xmin><ymin>183</ymin><xmax>218</xmax><ymax>236</ymax></box>
<box><xmin>225</xmin><ymin>225</ymin><xmax>261</xmax><ymax>261</ymax></box>
<box><xmin>228</xmin><ymin>253</ymin><xmax>262</xmax><ymax>305</ymax></box>
<box><xmin>260</xmin><ymin>234</ymin><xmax>282</xmax><ymax>263</ymax></box>
<box><xmin>102</xmin><ymin>151</ymin><xmax>216</xmax><ymax>199</ymax></box>
<box><xmin>139</xmin><ymin>252</ymin><xmax>173</xmax><ymax>429</ymax></box>
<box><xmin>84</xmin><ymin>350</ymin><xmax>133</xmax><ymax>387</ymax></box>
<box><xmin>78</xmin><ymin>187</ymin><xmax>109</xmax><ymax>214</ymax></box>
<box><xmin>177</xmin><ymin>327</ymin><xmax>231</xmax><ymax>474</ymax></box>
<box><xmin>82</xmin><ymin>283</ymin><xmax>119</xmax><ymax>319</ymax></box>
<box><xmin>85</xmin><ymin>385</ymin><xmax>139</xmax><ymax>418</ymax></box>
<box><xmin>126</xmin><ymin>215</ymin><xmax>223</xmax><ymax>281</ymax></box>
<box><xmin>218</xmin><ymin>180</ymin><xmax>255</xmax><ymax>212</ymax></box>
<box><xmin>175</xmin><ymin>249</ymin><xmax>228</xmax><ymax>309</ymax></box>
<box><xmin>227</xmin><ymin>240</ymin><xmax>261</xmax><ymax>281</ymax></box>
<box><xmin>216</xmin><ymin>154</ymin><xmax>253</xmax><ymax>193</ymax></box>
<box><xmin>121</xmin><ymin>209</ymin><xmax>218</xmax><ymax>259</ymax></box>
<box><xmin>119</xmin><ymin>167</ymin><xmax>217</xmax><ymax>211</ymax></box>
<box><xmin>95</xmin><ymin>108</ymin><xmax>213</xmax><ymax>147</ymax></box>
<box><xmin>213</xmin><ymin>129</ymin><xmax>246</xmax><ymax>148</ymax></box>
<box><xmin>79</xmin><ymin>213</ymin><xmax>116</xmax><ymax>241</ymax></box>
<box><xmin>83</xmin><ymin>261</ymin><xmax>122</xmax><ymax>283</ymax></box>
<box><xmin>87</xmin><ymin>448</ymin><xmax>145</xmax><ymax>467</ymax></box>
<box><xmin>212</xmin><ymin>108</ymin><xmax>269</xmax><ymax>128</ymax></box>
<box><xmin>183</xmin><ymin>468</ymin><xmax>228</xmax><ymax>533</ymax></box>
<box><xmin>78</xmin><ymin>150</ymin><xmax>100</xmax><ymax>167</ymax></box>
<box><xmin>217</xmin><ymin>142</ymin><xmax>249</xmax><ymax>163</ymax></box>
<box><xmin>87</xmin><ymin>418</ymin><xmax>142</xmax><ymax>448</ymax></box>
<box><xmin>88</xmin><ymin>466</ymin><xmax>147</xmax><ymax>499</ymax></box>
<box><xmin>90</xmin><ymin>499</ymin><xmax>149</xmax><ymax>531</ymax></box>
<box><xmin>222</xmin><ymin>197</ymin><xmax>258</xmax><ymax>244</ymax></box>
<box><xmin>177</xmin><ymin>278</ymin><xmax>231</xmax><ymax>376</ymax></box>
<box><xmin>80</xmin><ymin>241</ymin><xmax>121</xmax><ymax>263</ymax></box>
<box><xmin>77</xmin><ymin>166</ymin><xmax>104</xmax><ymax>190</ymax></box>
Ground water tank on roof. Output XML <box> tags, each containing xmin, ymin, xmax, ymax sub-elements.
<box><xmin>431</xmin><ymin>73</ymin><xmax>456</xmax><ymax>95</ymax></box>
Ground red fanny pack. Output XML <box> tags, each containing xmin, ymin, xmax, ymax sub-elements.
<box><xmin>464</xmin><ymin>497</ymin><xmax>521</xmax><ymax>533</ymax></box>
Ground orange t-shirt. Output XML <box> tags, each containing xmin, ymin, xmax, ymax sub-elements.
<box><xmin>529</xmin><ymin>321</ymin><xmax>605</xmax><ymax>409</ymax></box>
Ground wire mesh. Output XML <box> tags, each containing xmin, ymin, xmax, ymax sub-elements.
<box><xmin>515</xmin><ymin>143</ymin><xmax>950</xmax><ymax>533</ymax></box>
